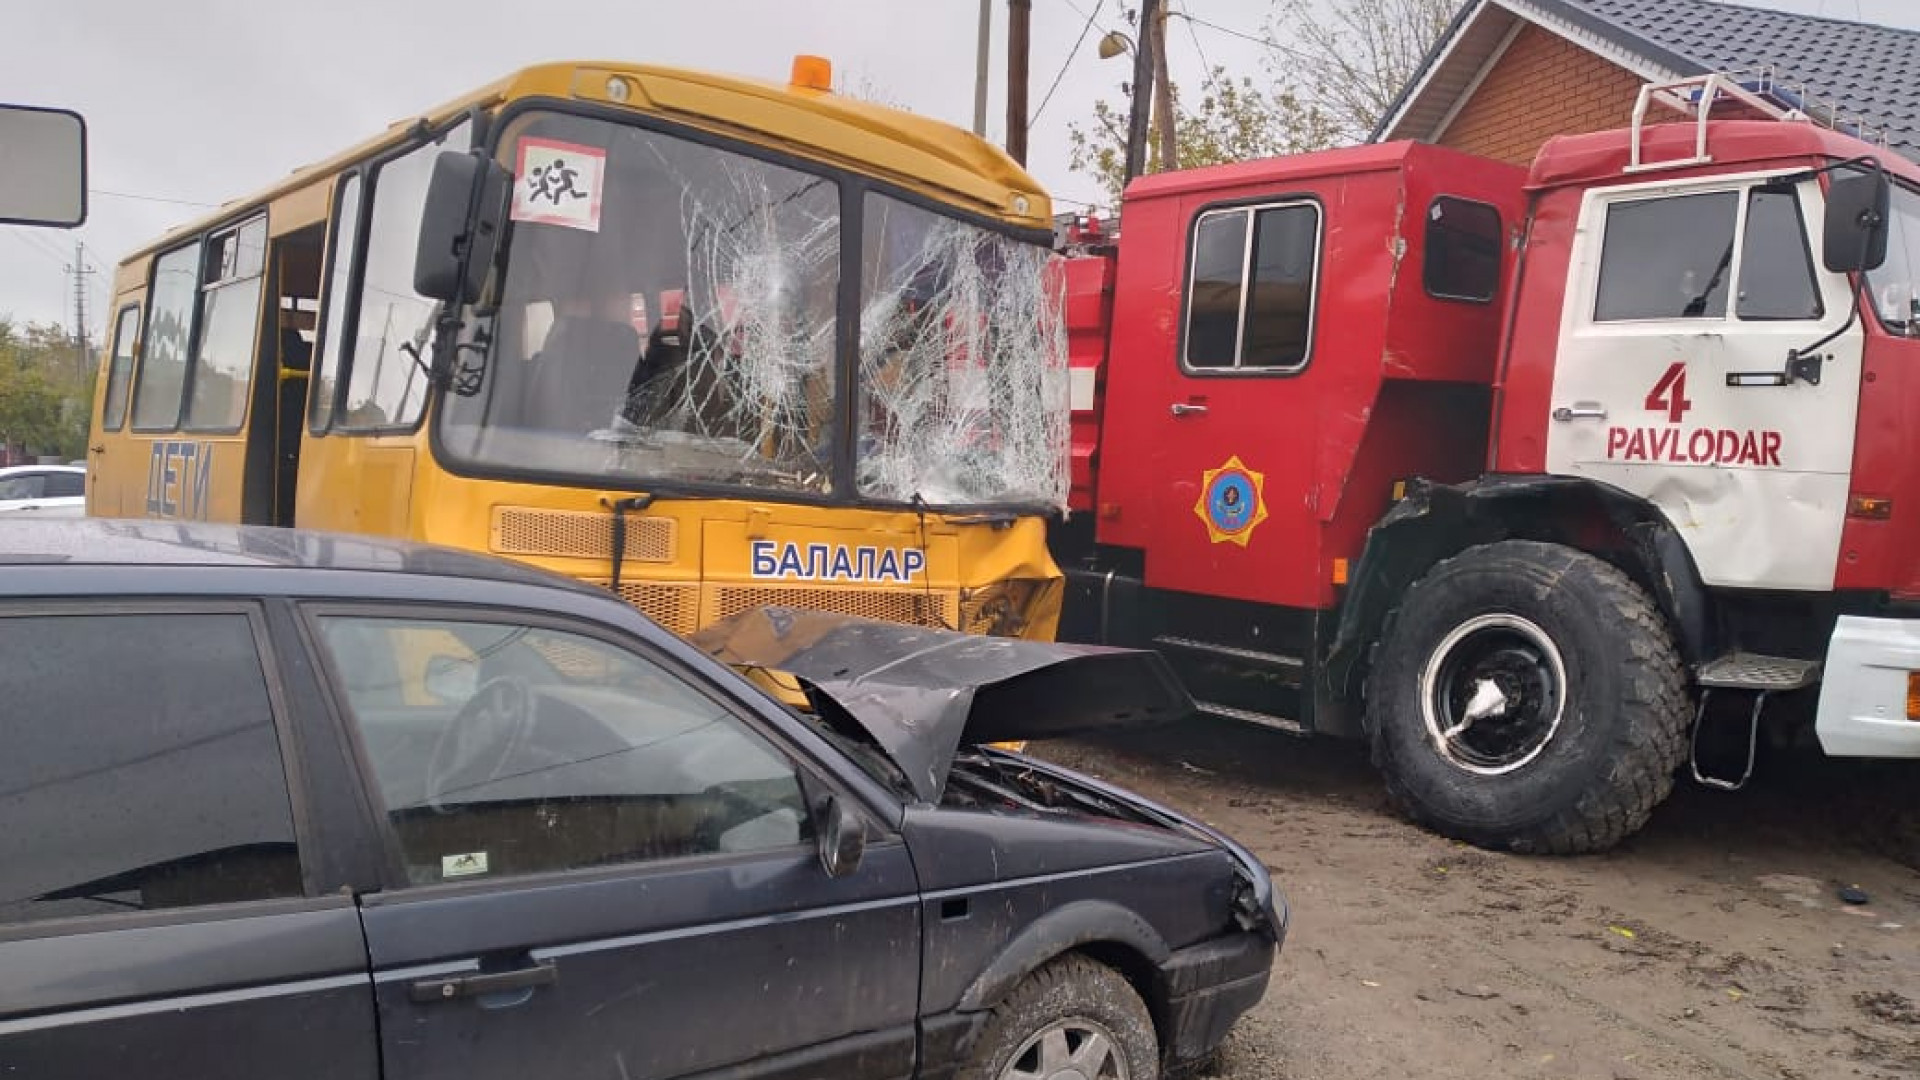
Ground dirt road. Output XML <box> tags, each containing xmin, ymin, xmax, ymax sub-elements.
<box><xmin>1033</xmin><ymin>719</ymin><xmax>1920</xmax><ymax>1079</ymax></box>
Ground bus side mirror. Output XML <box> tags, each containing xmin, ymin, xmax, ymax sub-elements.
<box><xmin>414</xmin><ymin>149</ymin><xmax>510</xmax><ymax>303</ymax></box>
<box><xmin>0</xmin><ymin>103</ymin><xmax>87</xmax><ymax>228</ymax></box>
<box><xmin>1823</xmin><ymin>171</ymin><xmax>1890</xmax><ymax>274</ymax></box>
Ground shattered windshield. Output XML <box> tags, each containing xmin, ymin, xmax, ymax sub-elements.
<box><xmin>858</xmin><ymin>194</ymin><xmax>1068</xmax><ymax>506</ymax></box>
<box><xmin>440</xmin><ymin>111</ymin><xmax>841</xmax><ymax>494</ymax></box>
<box><xmin>437</xmin><ymin>110</ymin><xmax>1067</xmax><ymax>509</ymax></box>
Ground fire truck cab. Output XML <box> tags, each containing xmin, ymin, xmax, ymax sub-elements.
<box><xmin>1056</xmin><ymin>82</ymin><xmax>1919</xmax><ymax>854</ymax></box>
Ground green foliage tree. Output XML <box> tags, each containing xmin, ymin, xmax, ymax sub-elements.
<box><xmin>0</xmin><ymin>318</ymin><xmax>96</xmax><ymax>461</ymax></box>
<box><xmin>1068</xmin><ymin>69</ymin><xmax>1338</xmax><ymax>202</ymax></box>
<box><xmin>1065</xmin><ymin>0</ymin><xmax>1460</xmax><ymax>203</ymax></box>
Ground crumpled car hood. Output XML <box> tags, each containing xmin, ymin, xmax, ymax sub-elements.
<box><xmin>689</xmin><ymin>607</ymin><xmax>1194</xmax><ymax>802</ymax></box>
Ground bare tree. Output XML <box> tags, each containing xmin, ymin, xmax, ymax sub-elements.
<box><xmin>1265</xmin><ymin>0</ymin><xmax>1461</xmax><ymax>144</ymax></box>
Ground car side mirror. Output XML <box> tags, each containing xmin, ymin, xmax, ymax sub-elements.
<box><xmin>414</xmin><ymin>149</ymin><xmax>510</xmax><ymax>303</ymax></box>
<box><xmin>0</xmin><ymin>103</ymin><xmax>87</xmax><ymax>228</ymax></box>
<box><xmin>1823</xmin><ymin>171</ymin><xmax>1890</xmax><ymax>274</ymax></box>
<box><xmin>423</xmin><ymin>655</ymin><xmax>479</xmax><ymax>703</ymax></box>
<box><xmin>817</xmin><ymin>794</ymin><xmax>867</xmax><ymax>878</ymax></box>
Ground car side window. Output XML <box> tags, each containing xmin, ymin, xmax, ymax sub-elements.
<box><xmin>1424</xmin><ymin>196</ymin><xmax>1502</xmax><ymax>303</ymax></box>
<box><xmin>1183</xmin><ymin>201</ymin><xmax>1320</xmax><ymax>372</ymax></box>
<box><xmin>1737</xmin><ymin>186</ymin><xmax>1823</xmax><ymax>321</ymax></box>
<box><xmin>1594</xmin><ymin>191</ymin><xmax>1740</xmax><ymax>321</ymax></box>
<box><xmin>0</xmin><ymin>611</ymin><xmax>303</xmax><ymax>925</ymax></box>
<box><xmin>45</xmin><ymin>472</ymin><xmax>85</xmax><ymax>498</ymax></box>
<box><xmin>0</xmin><ymin>474</ymin><xmax>45</xmax><ymax>500</ymax></box>
<box><xmin>315</xmin><ymin>615</ymin><xmax>813</xmax><ymax>885</ymax></box>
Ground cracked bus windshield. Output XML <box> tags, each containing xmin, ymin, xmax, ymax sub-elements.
<box><xmin>439</xmin><ymin>111</ymin><xmax>1067</xmax><ymax>508</ymax></box>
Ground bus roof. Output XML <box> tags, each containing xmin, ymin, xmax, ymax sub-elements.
<box><xmin>124</xmin><ymin>59</ymin><xmax>1051</xmax><ymax>266</ymax></box>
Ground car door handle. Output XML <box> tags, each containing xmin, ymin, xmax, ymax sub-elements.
<box><xmin>89</xmin><ymin>444</ymin><xmax>105</xmax><ymax>454</ymax></box>
<box><xmin>1551</xmin><ymin>403</ymin><xmax>1608</xmax><ymax>422</ymax></box>
<box><xmin>1170</xmin><ymin>403</ymin><xmax>1209</xmax><ymax>417</ymax></box>
<box><xmin>409</xmin><ymin>961</ymin><xmax>558</xmax><ymax>1003</ymax></box>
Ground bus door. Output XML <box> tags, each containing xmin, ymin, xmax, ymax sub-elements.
<box><xmin>261</xmin><ymin>228</ymin><xmax>324</xmax><ymax>525</ymax></box>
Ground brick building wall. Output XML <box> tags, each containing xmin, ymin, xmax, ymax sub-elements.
<box><xmin>1436</xmin><ymin>24</ymin><xmax>1685</xmax><ymax>165</ymax></box>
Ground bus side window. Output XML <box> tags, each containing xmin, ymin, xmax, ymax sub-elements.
<box><xmin>337</xmin><ymin>122</ymin><xmax>470</xmax><ymax>433</ymax></box>
<box><xmin>130</xmin><ymin>242</ymin><xmax>203</xmax><ymax>431</ymax></box>
<box><xmin>311</xmin><ymin>173</ymin><xmax>364</xmax><ymax>433</ymax></box>
<box><xmin>101</xmin><ymin>305</ymin><xmax>140</xmax><ymax>432</ymax></box>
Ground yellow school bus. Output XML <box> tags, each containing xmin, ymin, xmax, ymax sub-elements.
<box><xmin>89</xmin><ymin>58</ymin><xmax>1066</xmax><ymax>639</ymax></box>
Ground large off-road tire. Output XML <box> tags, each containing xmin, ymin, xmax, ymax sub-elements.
<box><xmin>959</xmin><ymin>954</ymin><xmax>1160</xmax><ymax>1080</ymax></box>
<box><xmin>1367</xmin><ymin>541</ymin><xmax>1689</xmax><ymax>854</ymax></box>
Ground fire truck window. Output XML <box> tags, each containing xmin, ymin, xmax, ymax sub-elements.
<box><xmin>1737</xmin><ymin>188</ymin><xmax>1823</xmax><ymax>321</ymax></box>
<box><xmin>1424</xmin><ymin>197</ymin><xmax>1501</xmax><ymax>303</ymax></box>
<box><xmin>1240</xmin><ymin>204</ymin><xmax>1318</xmax><ymax>369</ymax></box>
<box><xmin>1185</xmin><ymin>210</ymin><xmax>1249</xmax><ymax>368</ymax></box>
<box><xmin>1594</xmin><ymin>191</ymin><xmax>1738</xmax><ymax>321</ymax></box>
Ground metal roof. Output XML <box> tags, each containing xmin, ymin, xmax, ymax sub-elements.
<box><xmin>1375</xmin><ymin>0</ymin><xmax>1920</xmax><ymax>158</ymax></box>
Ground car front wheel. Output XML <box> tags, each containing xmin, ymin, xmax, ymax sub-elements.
<box><xmin>960</xmin><ymin>954</ymin><xmax>1159</xmax><ymax>1080</ymax></box>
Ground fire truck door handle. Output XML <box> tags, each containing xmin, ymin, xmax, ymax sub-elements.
<box><xmin>1170</xmin><ymin>403</ymin><xmax>1209</xmax><ymax>417</ymax></box>
<box><xmin>1551</xmin><ymin>403</ymin><xmax>1608</xmax><ymax>422</ymax></box>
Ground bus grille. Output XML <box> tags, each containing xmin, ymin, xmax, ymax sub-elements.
<box><xmin>588</xmin><ymin>581</ymin><xmax>701</xmax><ymax>635</ymax></box>
<box><xmin>710</xmin><ymin>585</ymin><xmax>959</xmax><ymax>630</ymax></box>
<box><xmin>492</xmin><ymin>507</ymin><xmax>676</xmax><ymax>563</ymax></box>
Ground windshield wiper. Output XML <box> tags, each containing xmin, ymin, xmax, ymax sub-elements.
<box><xmin>1682</xmin><ymin>241</ymin><xmax>1735</xmax><ymax>317</ymax></box>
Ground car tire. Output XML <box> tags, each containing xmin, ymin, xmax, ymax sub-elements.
<box><xmin>1367</xmin><ymin>540</ymin><xmax>1689</xmax><ymax>855</ymax></box>
<box><xmin>959</xmin><ymin>954</ymin><xmax>1160</xmax><ymax>1080</ymax></box>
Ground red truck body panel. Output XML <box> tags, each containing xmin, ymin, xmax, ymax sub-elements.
<box><xmin>1072</xmin><ymin>141</ymin><xmax>1525</xmax><ymax>610</ymax></box>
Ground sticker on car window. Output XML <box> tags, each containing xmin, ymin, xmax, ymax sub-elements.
<box><xmin>442</xmin><ymin>851</ymin><xmax>490</xmax><ymax>879</ymax></box>
<box><xmin>511</xmin><ymin>138</ymin><xmax>605</xmax><ymax>233</ymax></box>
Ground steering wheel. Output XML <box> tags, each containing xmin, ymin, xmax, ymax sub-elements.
<box><xmin>425</xmin><ymin>675</ymin><xmax>537</xmax><ymax>813</ymax></box>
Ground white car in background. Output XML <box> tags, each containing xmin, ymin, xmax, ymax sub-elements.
<box><xmin>0</xmin><ymin>465</ymin><xmax>86</xmax><ymax>517</ymax></box>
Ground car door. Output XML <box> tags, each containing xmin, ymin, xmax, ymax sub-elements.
<box><xmin>307</xmin><ymin>607</ymin><xmax>921</xmax><ymax>1080</ymax></box>
<box><xmin>1545</xmin><ymin>174</ymin><xmax>1862</xmax><ymax>591</ymax></box>
<box><xmin>40</xmin><ymin>469</ymin><xmax>87</xmax><ymax>516</ymax></box>
<box><xmin>1143</xmin><ymin>197</ymin><xmax>1323</xmax><ymax>603</ymax></box>
<box><xmin>0</xmin><ymin>603</ymin><xmax>378</xmax><ymax>1079</ymax></box>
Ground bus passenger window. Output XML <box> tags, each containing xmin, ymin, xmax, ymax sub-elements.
<box><xmin>311</xmin><ymin>174</ymin><xmax>362</xmax><ymax>433</ymax></box>
<box><xmin>131</xmin><ymin>242</ymin><xmax>202</xmax><ymax>431</ymax></box>
<box><xmin>184</xmin><ymin>215</ymin><xmax>267</xmax><ymax>432</ymax></box>
<box><xmin>101</xmin><ymin>306</ymin><xmax>140</xmax><ymax>432</ymax></box>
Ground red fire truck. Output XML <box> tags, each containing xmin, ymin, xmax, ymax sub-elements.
<box><xmin>1053</xmin><ymin>77</ymin><xmax>1920</xmax><ymax>853</ymax></box>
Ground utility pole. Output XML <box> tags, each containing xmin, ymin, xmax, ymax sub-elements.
<box><xmin>973</xmin><ymin>0</ymin><xmax>992</xmax><ymax>136</ymax></box>
<box><xmin>1006</xmin><ymin>0</ymin><xmax>1031</xmax><ymax>165</ymax></box>
<box><xmin>64</xmin><ymin>241</ymin><xmax>95</xmax><ymax>380</ymax></box>
<box><xmin>1123</xmin><ymin>0</ymin><xmax>1161</xmax><ymax>185</ymax></box>
<box><xmin>1151</xmin><ymin>5</ymin><xmax>1177</xmax><ymax>172</ymax></box>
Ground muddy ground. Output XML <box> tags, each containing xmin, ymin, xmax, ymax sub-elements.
<box><xmin>1032</xmin><ymin>719</ymin><xmax>1920</xmax><ymax>1080</ymax></box>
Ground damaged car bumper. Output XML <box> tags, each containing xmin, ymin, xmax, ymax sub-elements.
<box><xmin>990</xmin><ymin>751</ymin><xmax>1286</xmax><ymax>1068</ymax></box>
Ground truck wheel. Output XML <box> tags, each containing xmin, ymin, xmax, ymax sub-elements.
<box><xmin>959</xmin><ymin>954</ymin><xmax>1159</xmax><ymax>1080</ymax></box>
<box><xmin>1367</xmin><ymin>541</ymin><xmax>1688</xmax><ymax>854</ymax></box>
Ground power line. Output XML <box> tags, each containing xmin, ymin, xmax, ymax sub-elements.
<box><xmin>1182</xmin><ymin>11</ymin><xmax>1285</xmax><ymax>52</ymax></box>
<box><xmin>90</xmin><ymin>189</ymin><xmax>219</xmax><ymax>209</ymax></box>
<box><xmin>1175</xmin><ymin>6</ymin><xmax>1232</xmax><ymax>101</ymax></box>
<box><xmin>5</xmin><ymin>230</ymin><xmax>70</xmax><ymax>268</ymax></box>
<box><xmin>1033</xmin><ymin>0</ymin><xmax>1107</xmax><ymax>124</ymax></box>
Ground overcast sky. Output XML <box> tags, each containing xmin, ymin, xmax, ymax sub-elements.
<box><xmin>1</xmin><ymin>0</ymin><xmax>1914</xmax><ymax>336</ymax></box>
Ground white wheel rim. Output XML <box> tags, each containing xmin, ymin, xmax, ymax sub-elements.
<box><xmin>1417</xmin><ymin>612</ymin><xmax>1568</xmax><ymax>776</ymax></box>
<box><xmin>999</xmin><ymin>1018</ymin><xmax>1130</xmax><ymax>1080</ymax></box>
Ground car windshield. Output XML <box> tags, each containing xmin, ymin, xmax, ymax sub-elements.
<box><xmin>1866</xmin><ymin>177</ymin><xmax>1920</xmax><ymax>334</ymax></box>
<box><xmin>436</xmin><ymin>110</ymin><xmax>1066</xmax><ymax>509</ymax></box>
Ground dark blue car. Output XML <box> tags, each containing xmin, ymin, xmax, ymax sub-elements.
<box><xmin>0</xmin><ymin>520</ymin><xmax>1282</xmax><ymax>1080</ymax></box>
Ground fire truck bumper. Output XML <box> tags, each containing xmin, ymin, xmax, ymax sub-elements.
<box><xmin>1815</xmin><ymin>616</ymin><xmax>1920</xmax><ymax>758</ymax></box>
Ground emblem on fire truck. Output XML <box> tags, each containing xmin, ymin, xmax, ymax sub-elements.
<box><xmin>1195</xmin><ymin>456</ymin><xmax>1269</xmax><ymax>546</ymax></box>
